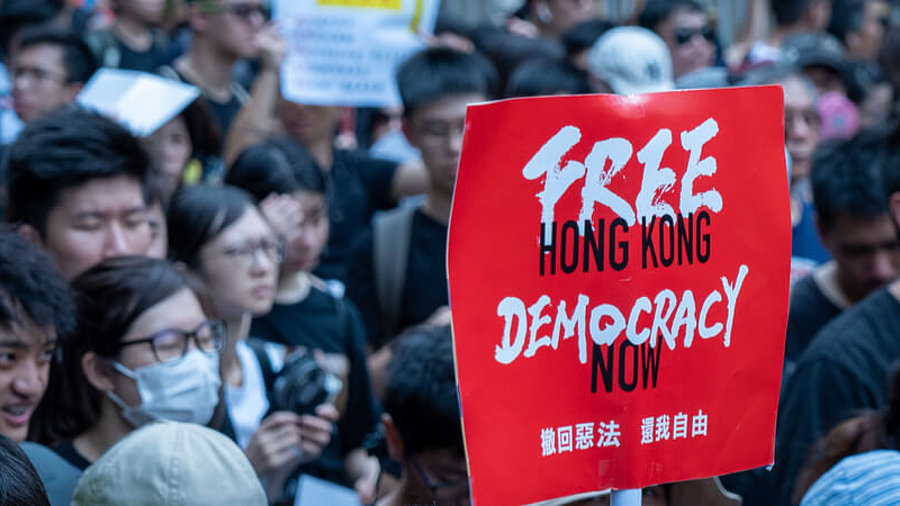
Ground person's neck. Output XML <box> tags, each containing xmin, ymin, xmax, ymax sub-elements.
<box><xmin>276</xmin><ymin>270</ymin><xmax>312</xmax><ymax>304</ymax></box>
<box><xmin>221</xmin><ymin>313</ymin><xmax>251</xmax><ymax>387</ymax></box>
<box><xmin>306</xmin><ymin>138</ymin><xmax>334</xmax><ymax>171</ymax></box>
<box><xmin>421</xmin><ymin>188</ymin><xmax>452</xmax><ymax>225</ymax></box>
<box><xmin>180</xmin><ymin>40</ymin><xmax>237</xmax><ymax>98</ymax></box>
<box><xmin>73</xmin><ymin>402</ymin><xmax>134</xmax><ymax>464</ymax></box>
<box><xmin>113</xmin><ymin>15</ymin><xmax>153</xmax><ymax>51</ymax></box>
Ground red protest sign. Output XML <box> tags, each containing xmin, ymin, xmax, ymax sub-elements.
<box><xmin>447</xmin><ymin>86</ymin><xmax>790</xmax><ymax>505</ymax></box>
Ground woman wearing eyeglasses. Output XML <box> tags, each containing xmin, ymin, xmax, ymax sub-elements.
<box><xmin>166</xmin><ymin>184</ymin><xmax>338</xmax><ymax>502</ymax></box>
<box><xmin>32</xmin><ymin>256</ymin><xmax>225</xmax><ymax>468</ymax></box>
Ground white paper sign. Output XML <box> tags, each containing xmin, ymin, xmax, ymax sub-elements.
<box><xmin>275</xmin><ymin>0</ymin><xmax>439</xmax><ymax>107</ymax></box>
<box><xmin>76</xmin><ymin>69</ymin><xmax>200</xmax><ymax>137</ymax></box>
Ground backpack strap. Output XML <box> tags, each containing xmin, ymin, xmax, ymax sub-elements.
<box><xmin>246</xmin><ymin>338</ymin><xmax>277</xmax><ymax>396</ymax></box>
<box><xmin>373</xmin><ymin>206</ymin><xmax>416</xmax><ymax>340</ymax></box>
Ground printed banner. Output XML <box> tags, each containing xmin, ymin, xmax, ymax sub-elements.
<box><xmin>447</xmin><ymin>87</ymin><xmax>790</xmax><ymax>505</ymax></box>
<box><xmin>274</xmin><ymin>0</ymin><xmax>439</xmax><ymax>107</ymax></box>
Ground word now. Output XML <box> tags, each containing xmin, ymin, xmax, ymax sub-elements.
<box><xmin>494</xmin><ymin>264</ymin><xmax>749</xmax><ymax>365</ymax></box>
<box><xmin>523</xmin><ymin>118</ymin><xmax>722</xmax><ymax>231</ymax></box>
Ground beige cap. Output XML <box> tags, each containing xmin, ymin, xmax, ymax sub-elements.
<box><xmin>72</xmin><ymin>421</ymin><xmax>266</xmax><ymax>506</ymax></box>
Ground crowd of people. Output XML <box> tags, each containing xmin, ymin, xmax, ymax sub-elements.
<box><xmin>0</xmin><ymin>0</ymin><xmax>898</xmax><ymax>504</ymax></box>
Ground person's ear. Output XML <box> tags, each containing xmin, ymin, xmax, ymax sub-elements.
<box><xmin>81</xmin><ymin>352</ymin><xmax>116</xmax><ymax>393</ymax></box>
<box><xmin>401</xmin><ymin>117</ymin><xmax>419</xmax><ymax>150</ymax></box>
<box><xmin>62</xmin><ymin>82</ymin><xmax>84</xmax><ymax>104</ymax></box>
<box><xmin>382</xmin><ymin>413</ymin><xmax>405</xmax><ymax>464</ymax></box>
<box><xmin>890</xmin><ymin>192</ymin><xmax>900</xmax><ymax>232</ymax></box>
<box><xmin>15</xmin><ymin>224</ymin><xmax>44</xmax><ymax>249</ymax></box>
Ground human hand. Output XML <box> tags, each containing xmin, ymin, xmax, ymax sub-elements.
<box><xmin>256</xmin><ymin>23</ymin><xmax>288</xmax><ymax>72</ymax></box>
<box><xmin>260</xmin><ymin>193</ymin><xmax>302</xmax><ymax>244</ymax></box>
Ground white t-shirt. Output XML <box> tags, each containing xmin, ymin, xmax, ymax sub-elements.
<box><xmin>225</xmin><ymin>340</ymin><xmax>283</xmax><ymax>448</ymax></box>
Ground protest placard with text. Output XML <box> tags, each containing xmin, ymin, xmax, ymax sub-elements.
<box><xmin>448</xmin><ymin>87</ymin><xmax>790</xmax><ymax>505</ymax></box>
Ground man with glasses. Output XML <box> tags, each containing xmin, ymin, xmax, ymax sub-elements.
<box><xmin>638</xmin><ymin>0</ymin><xmax>717</xmax><ymax>80</ymax></box>
<box><xmin>10</xmin><ymin>25</ymin><xmax>96</xmax><ymax>125</ymax></box>
<box><xmin>164</xmin><ymin>0</ymin><xmax>280</xmax><ymax>135</ymax></box>
<box><xmin>381</xmin><ymin>325</ymin><xmax>470</xmax><ymax>506</ymax></box>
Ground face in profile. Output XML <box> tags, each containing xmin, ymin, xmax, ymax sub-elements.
<box><xmin>0</xmin><ymin>316</ymin><xmax>56</xmax><ymax>442</ymax></box>
<box><xmin>198</xmin><ymin>206</ymin><xmax>280</xmax><ymax>319</ymax></box>
<box><xmin>39</xmin><ymin>175</ymin><xmax>151</xmax><ymax>281</ymax></box>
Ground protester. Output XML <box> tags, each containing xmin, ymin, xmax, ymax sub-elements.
<box><xmin>771</xmin><ymin>126</ymin><xmax>900</xmax><ymax>505</ymax></box>
<box><xmin>743</xmin><ymin>0</ymin><xmax>833</xmax><ymax>67</ymax></box>
<box><xmin>71</xmin><ymin>421</ymin><xmax>266</xmax><ymax>506</ymax></box>
<box><xmin>378</xmin><ymin>325</ymin><xmax>468</xmax><ymax>506</ymax></box>
<box><xmin>163</xmin><ymin>0</ymin><xmax>277</xmax><ymax>136</ymax></box>
<box><xmin>4</xmin><ymin>108</ymin><xmax>151</xmax><ymax>280</ymax></box>
<box><xmin>506</xmin><ymin>57</ymin><xmax>590</xmax><ymax>97</ymax></box>
<box><xmin>0</xmin><ymin>434</ymin><xmax>50</xmax><ymax>506</ymax></box>
<box><xmin>785</xmin><ymin>132</ymin><xmax>900</xmax><ymax>366</ymax></box>
<box><xmin>511</xmin><ymin>0</ymin><xmax>594</xmax><ymax>42</ymax></box>
<box><xmin>9</xmin><ymin>25</ymin><xmax>96</xmax><ymax>124</ymax></box>
<box><xmin>346</xmin><ymin>47</ymin><xmax>496</xmax><ymax>349</ymax></box>
<box><xmin>83</xmin><ymin>0</ymin><xmax>168</xmax><ymax>72</ymax></box>
<box><xmin>638</xmin><ymin>0</ymin><xmax>717</xmax><ymax>80</ymax></box>
<box><xmin>167</xmin><ymin>184</ymin><xmax>340</xmax><ymax>503</ymax></box>
<box><xmin>828</xmin><ymin>0</ymin><xmax>889</xmax><ymax>62</ymax></box>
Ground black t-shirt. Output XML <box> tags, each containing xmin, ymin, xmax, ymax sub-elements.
<box><xmin>314</xmin><ymin>149</ymin><xmax>397</xmax><ymax>283</ymax></box>
<box><xmin>116</xmin><ymin>36</ymin><xmax>168</xmax><ymax>73</ymax></box>
<box><xmin>250</xmin><ymin>285</ymin><xmax>379</xmax><ymax>486</ymax></box>
<box><xmin>52</xmin><ymin>440</ymin><xmax>92</xmax><ymax>471</ymax></box>
<box><xmin>346</xmin><ymin>208</ymin><xmax>448</xmax><ymax>348</ymax></box>
<box><xmin>157</xmin><ymin>65</ymin><xmax>245</xmax><ymax>136</ymax></box>
<box><xmin>769</xmin><ymin>288</ymin><xmax>900</xmax><ymax>506</ymax></box>
<box><xmin>784</xmin><ymin>274</ymin><xmax>843</xmax><ymax>364</ymax></box>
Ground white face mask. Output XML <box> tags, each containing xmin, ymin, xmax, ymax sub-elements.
<box><xmin>107</xmin><ymin>350</ymin><xmax>222</xmax><ymax>428</ymax></box>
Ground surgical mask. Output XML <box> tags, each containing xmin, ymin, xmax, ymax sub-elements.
<box><xmin>107</xmin><ymin>350</ymin><xmax>221</xmax><ymax>428</ymax></box>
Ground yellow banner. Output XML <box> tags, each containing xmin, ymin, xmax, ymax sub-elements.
<box><xmin>317</xmin><ymin>0</ymin><xmax>402</xmax><ymax>9</ymax></box>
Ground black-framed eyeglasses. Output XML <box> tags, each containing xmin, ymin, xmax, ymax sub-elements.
<box><xmin>409</xmin><ymin>455</ymin><xmax>470</xmax><ymax>503</ymax></box>
<box><xmin>219</xmin><ymin>238</ymin><xmax>284</xmax><ymax>267</ymax></box>
<box><xmin>115</xmin><ymin>320</ymin><xmax>226</xmax><ymax>363</ymax></box>
<box><xmin>674</xmin><ymin>26</ymin><xmax>716</xmax><ymax>45</ymax></box>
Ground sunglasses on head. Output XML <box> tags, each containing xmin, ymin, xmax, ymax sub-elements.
<box><xmin>674</xmin><ymin>26</ymin><xmax>715</xmax><ymax>45</ymax></box>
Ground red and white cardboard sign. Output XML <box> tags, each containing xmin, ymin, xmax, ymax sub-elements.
<box><xmin>448</xmin><ymin>86</ymin><xmax>790</xmax><ymax>505</ymax></box>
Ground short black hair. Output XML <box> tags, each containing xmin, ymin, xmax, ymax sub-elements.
<box><xmin>812</xmin><ymin>131</ymin><xmax>896</xmax><ymax>231</ymax></box>
<box><xmin>562</xmin><ymin>19</ymin><xmax>614</xmax><ymax>60</ymax></box>
<box><xmin>225</xmin><ymin>138</ymin><xmax>326</xmax><ymax>202</ymax></box>
<box><xmin>0</xmin><ymin>230</ymin><xmax>74</xmax><ymax>339</ymax></box>
<box><xmin>167</xmin><ymin>184</ymin><xmax>255</xmax><ymax>269</ymax></box>
<box><xmin>827</xmin><ymin>0</ymin><xmax>866</xmax><ymax>44</ymax></box>
<box><xmin>506</xmin><ymin>57</ymin><xmax>590</xmax><ymax>97</ymax></box>
<box><xmin>0</xmin><ymin>435</ymin><xmax>50</xmax><ymax>505</ymax></box>
<box><xmin>772</xmin><ymin>0</ymin><xmax>817</xmax><ymax>27</ymax></box>
<box><xmin>638</xmin><ymin>0</ymin><xmax>705</xmax><ymax>31</ymax></box>
<box><xmin>15</xmin><ymin>25</ymin><xmax>97</xmax><ymax>84</ymax></box>
<box><xmin>396</xmin><ymin>47</ymin><xmax>497</xmax><ymax>118</ymax></box>
<box><xmin>4</xmin><ymin>108</ymin><xmax>150</xmax><ymax>237</ymax></box>
<box><xmin>383</xmin><ymin>325</ymin><xmax>463</xmax><ymax>457</ymax></box>
<box><xmin>0</xmin><ymin>0</ymin><xmax>61</xmax><ymax>54</ymax></box>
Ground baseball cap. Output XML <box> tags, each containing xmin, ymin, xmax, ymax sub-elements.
<box><xmin>587</xmin><ymin>26</ymin><xmax>674</xmax><ymax>95</ymax></box>
<box><xmin>71</xmin><ymin>421</ymin><xmax>267</xmax><ymax>506</ymax></box>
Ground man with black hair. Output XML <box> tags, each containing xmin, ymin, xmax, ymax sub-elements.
<box><xmin>346</xmin><ymin>47</ymin><xmax>496</xmax><ymax>349</ymax></box>
<box><xmin>744</xmin><ymin>0</ymin><xmax>832</xmax><ymax>67</ymax></box>
<box><xmin>380</xmin><ymin>325</ymin><xmax>468</xmax><ymax>506</ymax></box>
<box><xmin>0</xmin><ymin>230</ymin><xmax>81</xmax><ymax>505</ymax></box>
<box><xmin>770</xmin><ymin>130</ymin><xmax>900</xmax><ymax>505</ymax></box>
<box><xmin>828</xmin><ymin>0</ymin><xmax>888</xmax><ymax>61</ymax></box>
<box><xmin>638</xmin><ymin>0</ymin><xmax>716</xmax><ymax>79</ymax></box>
<box><xmin>785</xmin><ymin>134</ymin><xmax>900</xmax><ymax>365</ymax></box>
<box><xmin>9</xmin><ymin>25</ymin><xmax>96</xmax><ymax>124</ymax></box>
<box><xmin>4</xmin><ymin>108</ymin><xmax>151</xmax><ymax>280</ymax></box>
<box><xmin>0</xmin><ymin>229</ymin><xmax>74</xmax><ymax>442</ymax></box>
<box><xmin>83</xmin><ymin>0</ymin><xmax>169</xmax><ymax>72</ymax></box>
<box><xmin>505</xmin><ymin>57</ymin><xmax>590</xmax><ymax>97</ymax></box>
